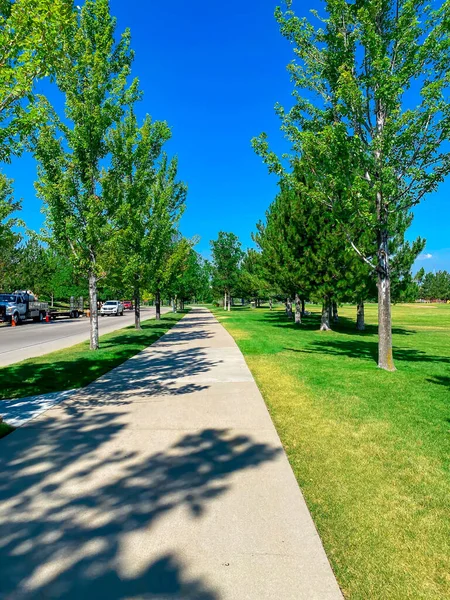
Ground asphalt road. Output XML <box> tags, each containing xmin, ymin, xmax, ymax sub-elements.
<box><xmin>0</xmin><ymin>307</ymin><xmax>171</xmax><ymax>368</ymax></box>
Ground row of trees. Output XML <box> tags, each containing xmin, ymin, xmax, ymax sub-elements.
<box><xmin>251</xmin><ymin>0</ymin><xmax>450</xmax><ymax>371</ymax></box>
<box><xmin>209</xmin><ymin>227</ymin><xmax>447</xmax><ymax>323</ymax></box>
<box><xmin>416</xmin><ymin>269</ymin><xmax>450</xmax><ymax>302</ymax></box>
<box><xmin>0</xmin><ymin>0</ymin><xmax>212</xmax><ymax>348</ymax></box>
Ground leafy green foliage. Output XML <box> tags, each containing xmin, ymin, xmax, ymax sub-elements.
<box><xmin>171</xmin><ymin>247</ymin><xmax>212</xmax><ymax>304</ymax></box>
<box><xmin>0</xmin><ymin>175</ymin><xmax>21</xmax><ymax>289</ymax></box>
<box><xmin>0</xmin><ymin>0</ymin><xmax>72</xmax><ymax>161</ymax></box>
<box><xmin>103</xmin><ymin>108</ymin><xmax>186</xmax><ymax>325</ymax></box>
<box><xmin>236</xmin><ymin>248</ymin><xmax>274</xmax><ymax>303</ymax></box>
<box><xmin>34</xmin><ymin>0</ymin><xmax>139</xmax><ymax>348</ymax></box>
<box><xmin>35</xmin><ymin>0</ymin><xmax>139</xmax><ymax>275</ymax></box>
<box><xmin>210</xmin><ymin>231</ymin><xmax>243</xmax><ymax>300</ymax></box>
<box><xmin>253</xmin><ymin>0</ymin><xmax>450</xmax><ymax>368</ymax></box>
<box><xmin>420</xmin><ymin>270</ymin><xmax>450</xmax><ymax>301</ymax></box>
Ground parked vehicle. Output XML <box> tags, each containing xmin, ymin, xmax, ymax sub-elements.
<box><xmin>48</xmin><ymin>296</ymin><xmax>84</xmax><ymax>320</ymax></box>
<box><xmin>100</xmin><ymin>300</ymin><xmax>124</xmax><ymax>317</ymax></box>
<box><xmin>0</xmin><ymin>291</ymin><xmax>48</xmax><ymax>325</ymax></box>
<box><xmin>122</xmin><ymin>300</ymin><xmax>133</xmax><ymax>310</ymax></box>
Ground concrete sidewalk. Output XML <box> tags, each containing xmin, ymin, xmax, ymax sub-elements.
<box><xmin>0</xmin><ymin>308</ymin><xmax>343</xmax><ymax>600</ymax></box>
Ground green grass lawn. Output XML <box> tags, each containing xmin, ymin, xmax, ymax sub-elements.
<box><xmin>0</xmin><ymin>311</ymin><xmax>187</xmax><ymax>402</ymax></box>
<box><xmin>213</xmin><ymin>302</ymin><xmax>450</xmax><ymax>600</ymax></box>
<box><xmin>0</xmin><ymin>421</ymin><xmax>15</xmax><ymax>439</ymax></box>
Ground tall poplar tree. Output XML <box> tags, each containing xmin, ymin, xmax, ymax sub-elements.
<box><xmin>35</xmin><ymin>0</ymin><xmax>138</xmax><ymax>349</ymax></box>
<box><xmin>254</xmin><ymin>0</ymin><xmax>450</xmax><ymax>370</ymax></box>
<box><xmin>104</xmin><ymin>110</ymin><xmax>172</xmax><ymax>329</ymax></box>
<box><xmin>211</xmin><ymin>232</ymin><xmax>243</xmax><ymax>311</ymax></box>
<box><xmin>146</xmin><ymin>156</ymin><xmax>187</xmax><ymax>319</ymax></box>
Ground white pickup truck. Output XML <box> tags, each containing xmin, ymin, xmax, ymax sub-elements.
<box><xmin>0</xmin><ymin>291</ymin><xmax>48</xmax><ymax>325</ymax></box>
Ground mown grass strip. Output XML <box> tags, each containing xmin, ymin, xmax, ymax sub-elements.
<box><xmin>213</xmin><ymin>303</ymin><xmax>450</xmax><ymax>600</ymax></box>
<box><xmin>0</xmin><ymin>421</ymin><xmax>15</xmax><ymax>439</ymax></box>
<box><xmin>0</xmin><ymin>311</ymin><xmax>188</xmax><ymax>402</ymax></box>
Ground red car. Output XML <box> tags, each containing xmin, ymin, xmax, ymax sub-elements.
<box><xmin>122</xmin><ymin>300</ymin><xmax>133</xmax><ymax>310</ymax></box>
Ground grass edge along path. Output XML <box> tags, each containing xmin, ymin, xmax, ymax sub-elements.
<box><xmin>0</xmin><ymin>421</ymin><xmax>15</xmax><ymax>440</ymax></box>
<box><xmin>212</xmin><ymin>303</ymin><xmax>450</xmax><ymax>600</ymax></box>
<box><xmin>0</xmin><ymin>310</ymin><xmax>189</xmax><ymax>406</ymax></box>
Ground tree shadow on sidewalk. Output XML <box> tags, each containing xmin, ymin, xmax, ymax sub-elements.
<box><xmin>0</xmin><ymin>411</ymin><xmax>281</xmax><ymax>599</ymax></box>
<box><xmin>0</xmin><ymin>316</ymin><xmax>214</xmax><ymax>402</ymax></box>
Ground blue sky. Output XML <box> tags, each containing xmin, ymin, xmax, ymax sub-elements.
<box><xmin>5</xmin><ymin>0</ymin><xmax>449</xmax><ymax>271</ymax></box>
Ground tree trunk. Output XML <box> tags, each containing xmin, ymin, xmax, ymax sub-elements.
<box><xmin>320</xmin><ymin>299</ymin><xmax>331</xmax><ymax>331</ymax></box>
<box><xmin>377</xmin><ymin>234</ymin><xmax>396</xmax><ymax>370</ymax></box>
<box><xmin>227</xmin><ymin>294</ymin><xmax>231</xmax><ymax>311</ymax></box>
<box><xmin>301</xmin><ymin>298</ymin><xmax>305</xmax><ymax>316</ymax></box>
<box><xmin>375</xmin><ymin>101</ymin><xmax>396</xmax><ymax>371</ymax></box>
<box><xmin>224</xmin><ymin>291</ymin><xmax>227</xmax><ymax>310</ymax></box>
<box><xmin>155</xmin><ymin>290</ymin><xmax>161</xmax><ymax>320</ymax></box>
<box><xmin>286</xmin><ymin>297</ymin><xmax>293</xmax><ymax>319</ymax></box>
<box><xmin>88</xmin><ymin>270</ymin><xmax>99</xmax><ymax>350</ymax></box>
<box><xmin>294</xmin><ymin>293</ymin><xmax>302</xmax><ymax>324</ymax></box>
<box><xmin>332</xmin><ymin>301</ymin><xmax>339</xmax><ymax>322</ymax></box>
<box><xmin>270</xmin><ymin>298</ymin><xmax>273</xmax><ymax>311</ymax></box>
<box><xmin>134</xmin><ymin>285</ymin><xmax>141</xmax><ymax>330</ymax></box>
<box><xmin>172</xmin><ymin>296</ymin><xmax>177</xmax><ymax>313</ymax></box>
<box><xmin>356</xmin><ymin>300</ymin><xmax>365</xmax><ymax>331</ymax></box>
<box><xmin>51</xmin><ymin>293</ymin><xmax>54</xmax><ymax>308</ymax></box>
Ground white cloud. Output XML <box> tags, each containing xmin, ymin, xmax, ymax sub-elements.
<box><xmin>418</xmin><ymin>253</ymin><xmax>433</xmax><ymax>260</ymax></box>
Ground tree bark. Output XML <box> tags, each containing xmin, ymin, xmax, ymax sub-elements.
<box><xmin>356</xmin><ymin>300</ymin><xmax>365</xmax><ymax>331</ymax></box>
<box><xmin>224</xmin><ymin>291</ymin><xmax>227</xmax><ymax>310</ymax></box>
<box><xmin>294</xmin><ymin>293</ymin><xmax>302</xmax><ymax>324</ymax></box>
<box><xmin>286</xmin><ymin>297</ymin><xmax>293</xmax><ymax>319</ymax></box>
<box><xmin>88</xmin><ymin>270</ymin><xmax>99</xmax><ymax>350</ymax></box>
<box><xmin>227</xmin><ymin>293</ymin><xmax>231</xmax><ymax>311</ymax></box>
<box><xmin>377</xmin><ymin>230</ymin><xmax>396</xmax><ymax>370</ymax></box>
<box><xmin>320</xmin><ymin>299</ymin><xmax>331</xmax><ymax>331</ymax></box>
<box><xmin>155</xmin><ymin>290</ymin><xmax>161</xmax><ymax>320</ymax></box>
<box><xmin>270</xmin><ymin>298</ymin><xmax>273</xmax><ymax>311</ymax></box>
<box><xmin>375</xmin><ymin>99</ymin><xmax>396</xmax><ymax>371</ymax></box>
<box><xmin>134</xmin><ymin>285</ymin><xmax>141</xmax><ymax>330</ymax></box>
<box><xmin>332</xmin><ymin>301</ymin><xmax>339</xmax><ymax>322</ymax></box>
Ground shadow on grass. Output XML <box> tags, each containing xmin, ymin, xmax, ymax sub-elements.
<box><xmin>0</xmin><ymin>313</ymin><xmax>198</xmax><ymax>401</ymax></box>
<box><xmin>260</xmin><ymin>309</ymin><xmax>415</xmax><ymax>337</ymax></box>
<box><xmin>284</xmin><ymin>339</ymin><xmax>450</xmax><ymax>365</ymax></box>
<box><xmin>426</xmin><ymin>375</ymin><xmax>450</xmax><ymax>389</ymax></box>
<box><xmin>0</xmin><ymin>415</ymin><xmax>280</xmax><ymax>599</ymax></box>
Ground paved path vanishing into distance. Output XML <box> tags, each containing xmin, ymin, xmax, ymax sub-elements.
<box><xmin>0</xmin><ymin>307</ymin><xmax>343</xmax><ymax>600</ymax></box>
<box><xmin>0</xmin><ymin>306</ymin><xmax>171</xmax><ymax>367</ymax></box>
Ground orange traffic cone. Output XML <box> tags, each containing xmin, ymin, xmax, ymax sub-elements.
<box><xmin>45</xmin><ymin>314</ymin><xmax>51</xmax><ymax>323</ymax></box>
<box><xmin>11</xmin><ymin>318</ymin><xmax>16</xmax><ymax>327</ymax></box>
